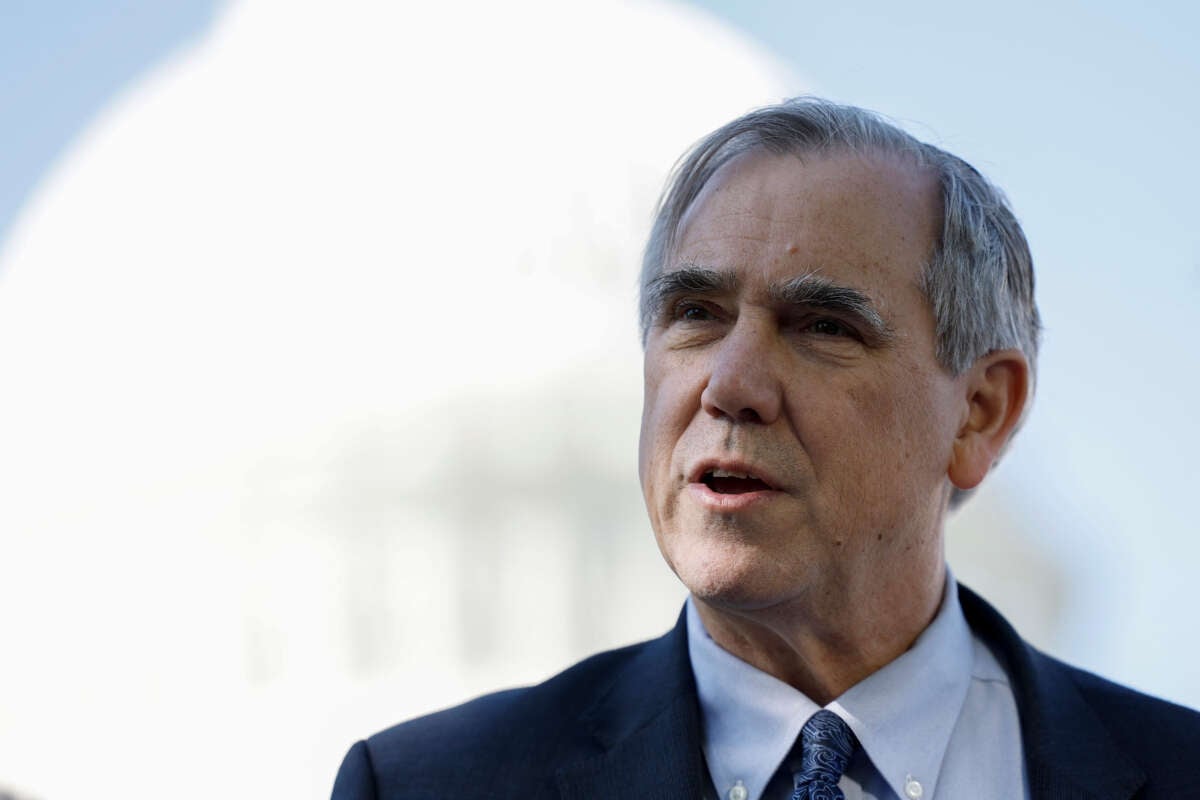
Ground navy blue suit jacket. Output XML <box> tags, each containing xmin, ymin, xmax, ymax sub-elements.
<box><xmin>332</xmin><ymin>586</ymin><xmax>1200</xmax><ymax>799</ymax></box>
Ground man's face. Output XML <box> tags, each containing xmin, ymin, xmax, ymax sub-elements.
<box><xmin>638</xmin><ymin>148</ymin><xmax>968</xmax><ymax>613</ymax></box>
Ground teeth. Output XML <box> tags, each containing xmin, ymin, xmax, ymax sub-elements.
<box><xmin>710</xmin><ymin>468</ymin><xmax>755</xmax><ymax>480</ymax></box>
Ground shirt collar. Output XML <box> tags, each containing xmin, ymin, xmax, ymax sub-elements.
<box><xmin>687</xmin><ymin>571</ymin><xmax>975</xmax><ymax>800</ymax></box>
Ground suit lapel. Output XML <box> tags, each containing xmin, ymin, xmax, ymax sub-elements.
<box><xmin>959</xmin><ymin>585</ymin><xmax>1146</xmax><ymax>800</ymax></box>
<box><xmin>557</xmin><ymin>589</ymin><xmax>1148</xmax><ymax>799</ymax></box>
<box><xmin>555</xmin><ymin>610</ymin><xmax>708</xmax><ymax>799</ymax></box>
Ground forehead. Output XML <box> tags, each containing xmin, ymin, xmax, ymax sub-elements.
<box><xmin>673</xmin><ymin>148</ymin><xmax>942</xmax><ymax>296</ymax></box>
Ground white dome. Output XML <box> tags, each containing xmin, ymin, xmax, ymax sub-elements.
<box><xmin>0</xmin><ymin>2</ymin><xmax>796</xmax><ymax>797</ymax></box>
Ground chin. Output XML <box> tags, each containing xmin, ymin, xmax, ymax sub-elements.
<box><xmin>663</xmin><ymin>535</ymin><xmax>802</xmax><ymax>612</ymax></box>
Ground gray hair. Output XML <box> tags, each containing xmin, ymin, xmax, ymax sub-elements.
<box><xmin>639</xmin><ymin>97</ymin><xmax>1041</xmax><ymax>382</ymax></box>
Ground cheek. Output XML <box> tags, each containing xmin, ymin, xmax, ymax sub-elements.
<box><xmin>638</xmin><ymin>382</ymin><xmax>678</xmax><ymax>537</ymax></box>
<box><xmin>637</xmin><ymin>361</ymin><xmax>661</xmax><ymax>487</ymax></box>
<box><xmin>637</xmin><ymin>404</ymin><xmax>655</xmax><ymax>490</ymax></box>
<box><xmin>843</xmin><ymin>368</ymin><xmax>959</xmax><ymax>479</ymax></box>
<box><xmin>638</xmin><ymin>353</ymin><xmax>700</xmax><ymax>494</ymax></box>
<box><xmin>639</xmin><ymin>386</ymin><xmax>681</xmax><ymax>486</ymax></box>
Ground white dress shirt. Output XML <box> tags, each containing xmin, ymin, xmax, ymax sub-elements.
<box><xmin>686</xmin><ymin>571</ymin><xmax>1029</xmax><ymax>800</ymax></box>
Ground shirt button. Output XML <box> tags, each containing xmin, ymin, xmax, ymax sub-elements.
<box><xmin>728</xmin><ymin>780</ymin><xmax>748</xmax><ymax>800</ymax></box>
<box><xmin>904</xmin><ymin>776</ymin><xmax>924</xmax><ymax>799</ymax></box>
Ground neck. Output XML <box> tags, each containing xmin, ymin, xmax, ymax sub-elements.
<box><xmin>692</xmin><ymin>563</ymin><xmax>947</xmax><ymax>705</ymax></box>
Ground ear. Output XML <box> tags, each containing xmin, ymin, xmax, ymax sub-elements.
<box><xmin>948</xmin><ymin>349</ymin><xmax>1030</xmax><ymax>491</ymax></box>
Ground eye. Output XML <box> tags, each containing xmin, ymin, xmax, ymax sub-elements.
<box><xmin>807</xmin><ymin>318</ymin><xmax>853</xmax><ymax>337</ymax></box>
<box><xmin>672</xmin><ymin>301</ymin><xmax>717</xmax><ymax>322</ymax></box>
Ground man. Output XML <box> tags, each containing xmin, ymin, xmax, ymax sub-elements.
<box><xmin>332</xmin><ymin>98</ymin><xmax>1200</xmax><ymax>799</ymax></box>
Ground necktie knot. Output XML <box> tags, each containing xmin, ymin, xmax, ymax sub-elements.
<box><xmin>790</xmin><ymin>710</ymin><xmax>858</xmax><ymax>800</ymax></box>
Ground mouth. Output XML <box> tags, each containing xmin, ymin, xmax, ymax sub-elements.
<box><xmin>700</xmin><ymin>468</ymin><xmax>773</xmax><ymax>495</ymax></box>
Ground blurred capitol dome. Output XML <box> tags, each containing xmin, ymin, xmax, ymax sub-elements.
<box><xmin>0</xmin><ymin>1</ymin><xmax>797</xmax><ymax>797</ymax></box>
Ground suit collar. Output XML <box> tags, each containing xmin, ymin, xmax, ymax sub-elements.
<box><xmin>555</xmin><ymin>608</ymin><xmax>707</xmax><ymax>800</ymax></box>
<box><xmin>959</xmin><ymin>584</ymin><xmax>1146</xmax><ymax>800</ymax></box>
<box><xmin>557</xmin><ymin>588</ymin><xmax>1150</xmax><ymax>800</ymax></box>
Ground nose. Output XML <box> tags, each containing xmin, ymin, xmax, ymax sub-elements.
<box><xmin>700</xmin><ymin>318</ymin><xmax>783</xmax><ymax>424</ymax></box>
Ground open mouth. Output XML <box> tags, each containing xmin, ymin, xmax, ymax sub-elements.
<box><xmin>701</xmin><ymin>469</ymin><xmax>772</xmax><ymax>494</ymax></box>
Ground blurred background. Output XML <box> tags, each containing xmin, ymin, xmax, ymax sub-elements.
<box><xmin>0</xmin><ymin>0</ymin><xmax>1196</xmax><ymax>797</ymax></box>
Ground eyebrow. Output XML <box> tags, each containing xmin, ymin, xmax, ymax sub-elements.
<box><xmin>643</xmin><ymin>264</ymin><xmax>738</xmax><ymax>312</ymax></box>
<box><xmin>770</xmin><ymin>273</ymin><xmax>894</xmax><ymax>342</ymax></box>
<box><xmin>644</xmin><ymin>263</ymin><xmax>894</xmax><ymax>343</ymax></box>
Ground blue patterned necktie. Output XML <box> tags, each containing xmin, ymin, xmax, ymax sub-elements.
<box><xmin>789</xmin><ymin>710</ymin><xmax>858</xmax><ymax>800</ymax></box>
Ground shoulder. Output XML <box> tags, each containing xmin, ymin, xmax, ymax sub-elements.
<box><xmin>1059</xmin><ymin>657</ymin><xmax>1200</xmax><ymax>731</ymax></box>
<box><xmin>331</xmin><ymin>638</ymin><xmax>656</xmax><ymax>800</ymax></box>
<box><xmin>1050</xmin><ymin>655</ymin><xmax>1200</xmax><ymax>773</ymax></box>
<box><xmin>959</xmin><ymin>583</ymin><xmax>1200</xmax><ymax>794</ymax></box>
<box><xmin>966</xmin><ymin>584</ymin><xmax>1200</xmax><ymax>742</ymax></box>
<box><xmin>372</xmin><ymin>640</ymin><xmax>644</xmax><ymax>758</ymax></box>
